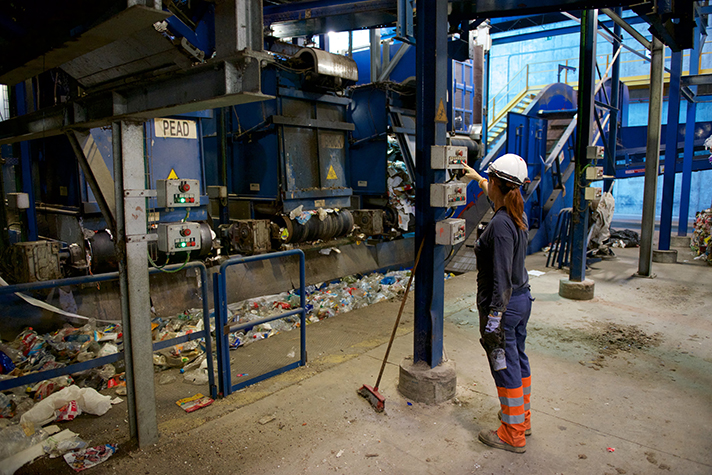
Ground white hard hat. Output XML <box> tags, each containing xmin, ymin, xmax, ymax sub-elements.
<box><xmin>487</xmin><ymin>153</ymin><xmax>530</xmax><ymax>187</ymax></box>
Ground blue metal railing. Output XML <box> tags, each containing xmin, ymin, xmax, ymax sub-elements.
<box><xmin>0</xmin><ymin>262</ymin><xmax>217</xmax><ymax>399</ymax></box>
<box><xmin>213</xmin><ymin>249</ymin><xmax>306</xmax><ymax>396</ymax></box>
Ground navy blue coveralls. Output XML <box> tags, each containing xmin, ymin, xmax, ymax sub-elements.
<box><xmin>475</xmin><ymin>206</ymin><xmax>533</xmax><ymax>447</ymax></box>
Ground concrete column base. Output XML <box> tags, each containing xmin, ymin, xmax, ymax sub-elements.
<box><xmin>398</xmin><ymin>356</ymin><xmax>456</xmax><ymax>405</ymax></box>
<box><xmin>559</xmin><ymin>278</ymin><xmax>595</xmax><ymax>300</ymax></box>
<box><xmin>670</xmin><ymin>235</ymin><xmax>691</xmax><ymax>248</ymax></box>
<box><xmin>652</xmin><ymin>249</ymin><xmax>678</xmax><ymax>263</ymax></box>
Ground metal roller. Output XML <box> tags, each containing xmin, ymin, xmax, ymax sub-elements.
<box><xmin>282</xmin><ymin>210</ymin><xmax>354</xmax><ymax>244</ymax></box>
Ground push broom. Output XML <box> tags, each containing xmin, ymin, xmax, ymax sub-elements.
<box><xmin>358</xmin><ymin>238</ymin><xmax>425</xmax><ymax>412</ymax></box>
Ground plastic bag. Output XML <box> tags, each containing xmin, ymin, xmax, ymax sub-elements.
<box><xmin>43</xmin><ymin>434</ymin><xmax>88</xmax><ymax>458</ymax></box>
<box><xmin>0</xmin><ymin>425</ymin><xmax>50</xmax><ymax>461</ymax></box>
<box><xmin>21</xmin><ymin>385</ymin><xmax>112</xmax><ymax>427</ymax></box>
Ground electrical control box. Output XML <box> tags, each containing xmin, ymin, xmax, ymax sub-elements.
<box><xmin>157</xmin><ymin>179</ymin><xmax>200</xmax><ymax>208</ymax></box>
<box><xmin>431</xmin><ymin>145</ymin><xmax>468</xmax><ymax>169</ymax></box>
<box><xmin>157</xmin><ymin>222</ymin><xmax>202</xmax><ymax>253</ymax></box>
<box><xmin>430</xmin><ymin>183</ymin><xmax>467</xmax><ymax>207</ymax></box>
<box><xmin>586</xmin><ymin>145</ymin><xmax>605</xmax><ymax>160</ymax></box>
<box><xmin>435</xmin><ymin>218</ymin><xmax>466</xmax><ymax>245</ymax></box>
<box><xmin>584</xmin><ymin>187</ymin><xmax>602</xmax><ymax>201</ymax></box>
<box><xmin>585</xmin><ymin>166</ymin><xmax>604</xmax><ymax>181</ymax></box>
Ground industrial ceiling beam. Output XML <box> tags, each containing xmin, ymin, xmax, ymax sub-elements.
<box><xmin>0</xmin><ymin>55</ymin><xmax>272</xmax><ymax>146</ymax></box>
<box><xmin>600</xmin><ymin>7</ymin><xmax>651</xmax><ymax>50</ymax></box>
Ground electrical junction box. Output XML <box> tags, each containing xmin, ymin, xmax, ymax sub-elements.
<box><xmin>431</xmin><ymin>145</ymin><xmax>467</xmax><ymax>169</ymax></box>
<box><xmin>7</xmin><ymin>192</ymin><xmax>30</xmax><ymax>210</ymax></box>
<box><xmin>157</xmin><ymin>179</ymin><xmax>200</xmax><ymax>208</ymax></box>
<box><xmin>435</xmin><ymin>218</ymin><xmax>466</xmax><ymax>245</ymax></box>
<box><xmin>586</xmin><ymin>145</ymin><xmax>605</xmax><ymax>160</ymax></box>
<box><xmin>584</xmin><ymin>187</ymin><xmax>602</xmax><ymax>201</ymax></box>
<box><xmin>585</xmin><ymin>166</ymin><xmax>604</xmax><ymax>181</ymax></box>
<box><xmin>430</xmin><ymin>183</ymin><xmax>467</xmax><ymax>207</ymax></box>
<box><xmin>157</xmin><ymin>222</ymin><xmax>201</xmax><ymax>253</ymax></box>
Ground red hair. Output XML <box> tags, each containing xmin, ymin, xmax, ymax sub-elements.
<box><xmin>491</xmin><ymin>175</ymin><xmax>527</xmax><ymax>231</ymax></box>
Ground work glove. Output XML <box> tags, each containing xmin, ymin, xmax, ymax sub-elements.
<box><xmin>481</xmin><ymin>311</ymin><xmax>506</xmax><ymax>371</ymax></box>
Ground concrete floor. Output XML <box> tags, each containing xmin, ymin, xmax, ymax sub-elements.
<box><xmin>18</xmin><ymin>243</ymin><xmax>712</xmax><ymax>474</ymax></box>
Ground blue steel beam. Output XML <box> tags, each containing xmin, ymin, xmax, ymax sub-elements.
<box><xmin>658</xmin><ymin>50</ymin><xmax>683</xmax><ymax>250</ymax></box>
<box><xmin>414</xmin><ymin>0</ymin><xmax>448</xmax><ymax>368</ymax></box>
<box><xmin>570</xmin><ymin>10</ymin><xmax>597</xmax><ymax>283</ymax></box>
<box><xmin>604</xmin><ymin>8</ymin><xmax>622</xmax><ymax>193</ymax></box>
<box><xmin>492</xmin><ymin>15</ymin><xmax>645</xmax><ymax>46</ymax></box>
<box><xmin>13</xmin><ymin>82</ymin><xmax>38</xmax><ymax>241</ymax></box>
<box><xmin>679</xmin><ymin>24</ymin><xmax>701</xmax><ymax>237</ymax></box>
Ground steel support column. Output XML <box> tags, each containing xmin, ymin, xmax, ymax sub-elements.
<box><xmin>659</xmin><ymin>50</ymin><xmax>683</xmax><ymax>250</ymax></box>
<box><xmin>370</xmin><ymin>29</ymin><xmax>381</xmax><ymax>82</ymax></box>
<box><xmin>679</xmin><ymin>26</ymin><xmax>701</xmax><ymax>236</ymax></box>
<box><xmin>14</xmin><ymin>82</ymin><xmax>37</xmax><ymax>241</ymax></box>
<box><xmin>638</xmin><ymin>37</ymin><xmax>665</xmax><ymax>277</ymax></box>
<box><xmin>113</xmin><ymin>120</ymin><xmax>159</xmax><ymax>446</ymax></box>
<box><xmin>604</xmin><ymin>7</ymin><xmax>622</xmax><ymax>193</ymax></box>
<box><xmin>570</xmin><ymin>10</ymin><xmax>597</xmax><ymax>283</ymax></box>
<box><xmin>483</xmin><ymin>49</ymin><xmax>490</xmax><ymax>157</ymax></box>
<box><xmin>414</xmin><ymin>0</ymin><xmax>448</xmax><ymax>368</ymax></box>
<box><xmin>217</xmin><ymin>108</ymin><xmax>230</xmax><ymax>225</ymax></box>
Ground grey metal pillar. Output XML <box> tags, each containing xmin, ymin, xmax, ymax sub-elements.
<box><xmin>570</xmin><ymin>10</ymin><xmax>597</xmax><ymax>283</ymax></box>
<box><xmin>113</xmin><ymin>120</ymin><xmax>159</xmax><ymax>446</ymax></box>
<box><xmin>370</xmin><ymin>29</ymin><xmax>381</xmax><ymax>83</ymax></box>
<box><xmin>638</xmin><ymin>37</ymin><xmax>665</xmax><ymax>277</ymax></box>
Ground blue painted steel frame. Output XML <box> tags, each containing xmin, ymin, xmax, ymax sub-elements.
<box><xmin>452</xmin><ymin>60</ymin><xmax>476</xmax><ymax>132</ymax></box>
<box><xmin>213</xmin><ymin>249</ymin><xmax>306</xmax><ymax>396</ymax></box>
<box><xmin>604</xmin><ymin>7</ymin><xmax>622</xmax><ymax>193</ymax></box>
<box><xmin>413</xmin><ymin>0</ymin><xmax>448</xmax><ymax>368</ymax></box>
<box><xmin>658</xmin><ymin>50</ymin><xmax>683</xmax><ymax>250</ymax></box>
<box><xmin>13</xmin><ymin>82</ymin><xmax>38</xmax><ymax>241</ymax></box>
<box><xmin>0</xmin><ymin>262</ymin><xmax>217</xmax><ymax>399</ymax></box>
<box><xmin>679</xmin><ymin>25</ymin><xmax>702</xmax><ymax>236</ymax></box>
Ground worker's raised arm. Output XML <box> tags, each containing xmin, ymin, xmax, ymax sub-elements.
<box><xmin>462</xmin><ymin>163</ymin><xmax>488</xmax><ymax>196</ymax></box>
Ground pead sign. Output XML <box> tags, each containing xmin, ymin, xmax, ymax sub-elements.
<box><xmin>154</xmin><ymin>118</ymin><xmax>197</xmax><ymax>139</ymax></box>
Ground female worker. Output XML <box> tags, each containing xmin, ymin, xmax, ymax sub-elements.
<box><xmin>462</xmin><ymin>154</ymin><xmax>533</xmax><ymax>454</ymax></box>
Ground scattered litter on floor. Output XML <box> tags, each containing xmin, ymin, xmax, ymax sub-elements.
<box><xmin>336</xmin><ymin>449</ymin><xmax>344</xmax><ymax>458</ymax></box>
<box><xmin>63</xmin><ymin>443</ymin><xmax>117</xmax><ymax>472</ymax></box>
<box><xmin>691</xmin><ymin>209</ymin><xmax>712</xmax><ymax>265</ymax></box>
<box><xmin>176</xmin><ymin>393</ymin><xmax>214</xmax><ymax>413</ymax></box>
<box><xmin>607</xmin><ymin>447</ymin><xmax>616</xmax><ymax>452</ymax></box>
<box><xmin>224</xmin><ymin>269</ymin><xmax>415</xmax><ymax>349</ymax></box>
<box><xmin>528</xmin><ymin>270</ymin><xmax>546</xmax><ymax>277</ymax></box>
<box><xmin>258</xmin><ymin>415</ymin><xmax>275</xmax><ymax>425</ymax></box>
<box><xmin>43</xmin><ymin>432</ymin><xmax>88</xmax><ymax>458</ymax></box>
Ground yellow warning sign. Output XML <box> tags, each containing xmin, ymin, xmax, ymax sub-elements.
<box><xmin>327</xmin><ymin>165</ymin><xmax>338</xmax><ymax>180</ymax></box>
<box><xmin>435</xmin><ymin>99</ymin><xmax>448</xmax><ymax>123</ymax></box>
<box><xmin>167</xmin><ymin>169</ymin><xmax>179</xmax><ymax>180</ymax></box>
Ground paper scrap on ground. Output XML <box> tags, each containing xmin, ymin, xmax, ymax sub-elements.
<box><xmin>63</xmin><ymin>444</ymin><xmax>117</xmax><ymax>472</ymax></box>
<box><xmin>176</xmin><ymin>393</ymin><xmax>214</xmax><ymax>413</ymax></box>
<box><xmin>528</xmin><ymin>270</ymin><xmax>546</xmax><ymax>277</ymax></box>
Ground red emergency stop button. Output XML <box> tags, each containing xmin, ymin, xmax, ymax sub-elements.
<box><xmin>180</xmin><ymin>182</ymin><xmax>191</xmax><ymax>192</ymax></box>
<box><xmin>181</xmin><ymin>228</ymin><xmax>191</xmax><ymax>237</ymax></box>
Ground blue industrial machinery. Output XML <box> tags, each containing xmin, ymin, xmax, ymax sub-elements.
<box><xmin>214</xmin><ymin>49</ymin><xmax>358</xmax><ymax>248</ymax></box>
